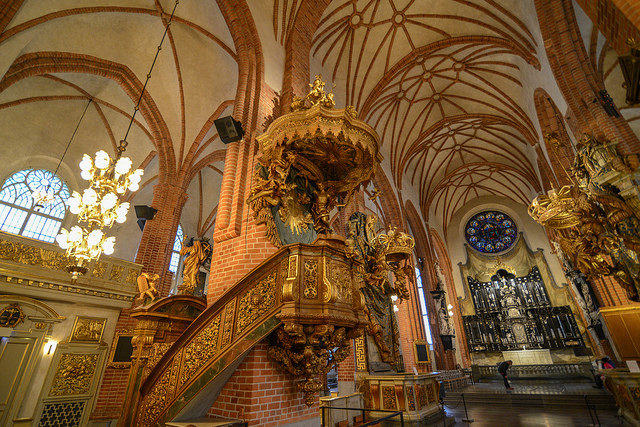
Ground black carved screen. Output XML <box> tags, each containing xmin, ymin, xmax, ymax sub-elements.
<box><xmin>463</xmin><ymin>267</ymin><xmax>584</xmax><ymax>352</ymax></box>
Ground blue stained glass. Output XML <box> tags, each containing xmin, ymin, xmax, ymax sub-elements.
<box><xmin>0</xmin><ymin>169</ymin><xmax>69</xmax><ymax>242</ymax></box>
<box><xmin>464</xmin><ymin>210</ymin><xmax>517</xmax><ymax>254</ymax></box>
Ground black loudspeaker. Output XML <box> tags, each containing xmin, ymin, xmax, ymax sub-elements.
<box><xmin>134</xmin><ymin>205</ymin><xmax>158</xmax><ymax>231</ymax></box>
<box><xmin>214</xmin><ymin>116</ymin><xmax>244</xmax><ymax>143</ymax></box>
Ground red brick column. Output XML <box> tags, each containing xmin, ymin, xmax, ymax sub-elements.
<box><xmin>91</xmin><ymin>182</ymin><xmax>188</xmax><ymax>421</ymax></box>
<box><xmin>535</xmin><ymin>0</ymin><xmax>640</xmax><ymax>154</ymax></box>
<box><xmin>208</xmin><ymin>343</ymin><xmax>319</xmax><ymax>426</ymax></box>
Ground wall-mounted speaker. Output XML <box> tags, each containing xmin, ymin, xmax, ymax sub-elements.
<box><xmin>214</xmin><ymin>116</ymin><xmax>244</xmax><ymax>144</ymax></box>
<box><xmin>134</xmin><ymin>205</ymin><xmax>158</xmax><ymax>231</ymax></box>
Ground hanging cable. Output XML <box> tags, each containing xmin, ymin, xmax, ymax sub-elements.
<box><xmin>117</xmin><ymin>0</ymin><xmax>180</xmax><ymax>158</ymax></box>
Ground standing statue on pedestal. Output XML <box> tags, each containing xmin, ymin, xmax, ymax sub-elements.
<box><xmin>179</xmin><ymin>237</ymin><xmax>212</xmax><ymax>295</ymax></box>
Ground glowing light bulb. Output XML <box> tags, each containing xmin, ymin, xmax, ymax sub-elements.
<box><xmin>82</xmin><ymin>188</ymin><xmax>98</xmax><ymax>206</ymax></box>
<box><xmin>94</xmin><ymin>150</ymin><xmax>110</xmax><ymax>170</ymax></box>
<box><xmin>80</xmin><ymin>170</ymin><xmax>92</xmax><ymax>180</ymax></box>
<box><xmin>393</xmin><ymin>305</ymin><xmax>399</xmax><ymax>312</ymax></box>
<box><xmin>115</xmin><ymin>157</ymin><xmax>132</xmax><ymax>175</ymax></box>
<box><xmin>79</xmin><ymin>155</ymin><xmax>93</xmax><ymax>171</ymax></box>
<box><xmin>391</xmin><ymin>295</ymin><xmax>398</xmax><ymax>302</ymax></box>
<box><xmin>100</xmin><ymin>192</ymin><xmax>118</xmax><ymax>212</ymax></box>
<box><xmin>87</xmin><ymin>229</ymin><xmax>104</xmax><ymax>247</ymax></box>
<box><xmin>68</xmin><ymin>226</ymin><xmax>83</xmax><ymax>242</ymax></box>
<box><xmin>56</xmin><ymin>230</ymin><xmax>69</xmax><ymax>249</ymax></box>
<box><xmin>447</xmin><ymin>304</ymin><xmax>453</xmax><ymax>310</ymax></box>
<box><xmin>127</xmin><ymin>182</ymin><xmax>139</xmax><ymax>192</ymax></box>
<box><xmin>102</xmin><ymin>237</ymin><xmax>115</xmax><ymax>255</ymax></box>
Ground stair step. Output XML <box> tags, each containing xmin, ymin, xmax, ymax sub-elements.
<box><xmin>166</xmin><ymin>417</ymin><xmax>245</xmax><ymax>427</ymax></box>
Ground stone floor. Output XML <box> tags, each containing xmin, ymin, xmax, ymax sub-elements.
<box><xmin>443</xmin><ymin>380</ymin><xmax>622</xmax><ymax>426</ymax></box>
<box><xmin>457</xmin><ymin>379</ymin><xmax>610</xmax><ymax>395</ymax></box>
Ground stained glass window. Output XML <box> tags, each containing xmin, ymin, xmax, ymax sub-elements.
<box><xmin>0</xmin><ymin>169</ymin><xmax>69</xmax><ymax>243</ymax></box>
<box><xmin>464</xmin><ymin>210</ymin><xmax>517</xmax><ymax>254</ymax></box>
<box><xmin>415</xmin><ymin>265</ymin><xmax>433</xmax><ymax>345</ymax></box>
<box><xmin>168</xmin><ymin>225</ymin><xmax>183</xmax><ymax>273</ymax></box>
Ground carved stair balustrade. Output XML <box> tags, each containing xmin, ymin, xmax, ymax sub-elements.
<box><xmin>130</xmin><ymin>238</ymin><xmax>366</xmax><ymax>425</ymax></box>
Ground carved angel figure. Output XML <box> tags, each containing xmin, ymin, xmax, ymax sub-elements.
<box><xmin>136</xmin><ymin>272</ymin><xmax>159</xmax><ymax>304</ymax></box>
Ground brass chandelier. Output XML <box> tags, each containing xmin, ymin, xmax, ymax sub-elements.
<box><xmin>56</xmin><ymin>0</ymin><xmax>179</xmax><ymax>277</ymax></box>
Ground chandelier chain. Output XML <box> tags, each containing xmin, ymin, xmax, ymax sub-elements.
<box><xmin>118</xmin><ymin>0</ymin><xmax>180</xmax><ymax>157</ymax></box>
<box><xmin>55</xmin><ymin>98</ymin><xmax>93</xmax><ymax>176</ymax></box>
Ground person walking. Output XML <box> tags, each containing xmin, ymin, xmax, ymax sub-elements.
<box><xmin>498</xmin><ymin>360</ymin><xmax>514</xmax><ymax>391</ymax></box>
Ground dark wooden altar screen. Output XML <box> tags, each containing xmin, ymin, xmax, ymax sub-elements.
<box><xmin>462</xmin><ymin>267</ymin><xmax>584</xmax><ymax>352</ymax></box>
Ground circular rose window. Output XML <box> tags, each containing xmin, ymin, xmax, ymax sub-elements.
<box><xmin>464</xmin><ymin>211</ymin><xmax>517</xmax><ymax>253</ymax></box>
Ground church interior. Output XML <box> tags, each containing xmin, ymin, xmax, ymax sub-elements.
<box><xmin>1</xmin><ymin>0</ymin><xmax>640</xmax><ymax>426</ymax></box>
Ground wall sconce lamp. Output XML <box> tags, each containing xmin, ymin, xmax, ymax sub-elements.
<box><xmin>44</xmin><ymin>340</ymin><xmax>57</xmax><ymax>355</ymax></box>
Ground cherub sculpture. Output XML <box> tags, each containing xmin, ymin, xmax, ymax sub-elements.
<box><xmin>136</xmin><ymin>272</ymin><xmax>159</xmax><ymax>304</ymax></box>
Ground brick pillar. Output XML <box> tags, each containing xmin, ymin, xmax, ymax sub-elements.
<box><xmin>91</xmin><ymin>182</ymin><xmax>187</xmax><ymax>421</ymax></box>
<box><xmin>337</xmin><ymin>341</ymin><xmax>356</xmax><ymax>395</ymax></box>
<box><xmin>208</xmin><ymin>343</ymin><xmax>320</xmax><ymax>425</ymax></box>
<box><xmin>535</xmin><ymin>0</ymin><xmax>640</xmax><ymax>154</ymax></box>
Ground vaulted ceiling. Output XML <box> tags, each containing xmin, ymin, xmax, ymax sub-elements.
<box><xmin>0</xmin><ymin>0</ymin><xmax>233</xmax><ymax>257</ymax></box>
<box><xmin>306</xmin><ymin>0</ymin><xmax>543</xmax><ymax>232</ymax></box>
<box><xmin>2</xmin><ymin>0</ymin><xmax>633</xmax><ymax>254</ymax></box>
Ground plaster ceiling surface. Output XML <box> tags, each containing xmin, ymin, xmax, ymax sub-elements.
<box><xmin>0</xmin><ymin>0</ymin><xmax>236</xmax><ymax>257</ymax></box>
<box><xmin>308</xmin><ymin>0</ymin><xmax>543</xmax><ymax>233</ymax></box>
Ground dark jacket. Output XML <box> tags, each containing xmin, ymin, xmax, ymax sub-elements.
<box><xmin>497</xmin><ymin>361</ymin><xmax>510</xmax><ymax>375</ymax></box>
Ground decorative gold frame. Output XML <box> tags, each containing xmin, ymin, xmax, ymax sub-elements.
<box><xmin>70</xmin><ymin>316</ymin><xmax>106</xmax><ymax>343</ymax></box>
<box><xmin>0</xmin><ymin>302</ymin><xmax>26</xmax><ymax>328</ymax></box>
<box><xmin>413</xmin><ymin>340</ymin><xmax>431</xmax><ymax>365</ymax></box>
<box><xmin>107</xmin><ymin>329</ymin><xmax>134</xmax><ymax>368</ymax></box>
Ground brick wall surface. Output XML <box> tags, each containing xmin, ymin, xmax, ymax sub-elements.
<box><xmin>208</xmin><ymin>343</ymin><xmax>319</xmax><ymax>426</ymax></box>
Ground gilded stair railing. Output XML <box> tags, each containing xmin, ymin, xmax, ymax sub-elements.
<box><xmin>132</xmin><ymin>238</ymin><xmax>366</xmax><ymax>426</ymax></box>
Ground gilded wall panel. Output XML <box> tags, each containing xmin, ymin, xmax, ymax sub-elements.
<box><xmin>49</xmin><ymin>353</ymin><xmax>98</xmax><ymax>396</ymax></box>
<box><xmin>236</xmin><ymin>273</ymin><xmax>276</xmax><ymax>334</ymax></box>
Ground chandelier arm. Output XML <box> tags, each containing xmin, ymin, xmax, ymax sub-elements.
<box><xmin>119</xmin><ymin>0</ymin><xmax>180</xmax><ymax>157</ymax></box>
<box><xmin>54</xmin><ymin>98</ymin><xmax>93</xmax><ymax>177</ymax></box>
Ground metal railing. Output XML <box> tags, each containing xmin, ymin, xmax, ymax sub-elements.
<box><xmin>471</xmin><ymin>363</ymin><xmax>593</xmax><ymax>381</ymax></box>
<box><xmin>320</xmin><ymin>406</ymin><xmax>404</xmax><ymax>426</ymax></box>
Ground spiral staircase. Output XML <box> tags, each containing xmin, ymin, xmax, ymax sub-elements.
<box><xmin>126</xmin><ymin>237</ymin><xmax>366</xmax><ymax>426</ymax></box>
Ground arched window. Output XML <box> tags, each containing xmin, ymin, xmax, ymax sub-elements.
<box><xmin>415</xmin><ymin>266</ymin><xmax>433</xmax><ymax>345</ymax></box>
<box><xmin>168</xmin><ymin>225</ymin><xmax>183</xmax><ymax>273</ymax></box>
<box><xmin>0</xmin><ymin>169</ymin><xmax>69</xmax><ymax>243</ymax></box>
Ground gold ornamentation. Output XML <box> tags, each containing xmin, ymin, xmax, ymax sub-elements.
<box><xmin>136</xmin><ymin>272</ymin><xmax>160</xmax><ymax>305</ymax></box>
<box><xmin>110</xmin><ymin>265</ymin><xmax>124</xmax><ymax>281</ymax></box>
<box><xmin>303</xmin><ymin>260</ymin><xmax>318</xmax><ymax>299</ymax></box>
<box><xmin>530</xmin><ymin>176</ymin><xmax>640</xmax><ymax>301</ymax></box>
<box><xmin>406</xmin><ymin>385</ymin><xmax>416</xmax><ymax>411</ymax></box>
<box><xmin>382</xmin><ymin>386</ymin><xmax>396</xmax><ymax>410</ymax></box>
<box><xmin>236</xmin><ymin>273</ymin><xmax>276</xmax><ymax>334</ymax></box>
<box><xmin>346</xmin><ymin>213</ymin><xmax>414</xmax><ymax>368</ymax></box>
<box><xmin>0</xmin><ymin>239</ymin><xmax>68</xmax><ymax>271</ymax></box>
<box><xmin>139</xmin><ymin>358</ymin><xmax>175</xmax><ymax>425</ymax></box>
<box><xmin>220</xmin><ymin>298</ymin><xmax>236</xmax><ymax>348</ymax></box>
<box><xmin>92</xmin><ymin>261</ymin><xmax>108</xmax><ymax>278</ymax></box>
<box><xmin>288</xmin><ymin>255</ymin><xmax>298</xmax><ymax>278</ymax></box>
<box><xmin>181</xmin><ymin>315</ymin><xmax>220</xmax><ymax>388</ymax></box>
<box><xmin>355</xmin><ymin>335</ymin><xmax>368</xmax><ymax>371</ymax></box>
<box><xmin>415</xmin><ymin>384</ymin><xmax>427</xmax><ymax>408</ymax></box>
<box><xmin>0</xmin><ymin>303</ymin><xmax>25</xmax><ymax>328</ymax></box>
<box><xmin>126</xmin><ymin>267</ymin><xmax>139</xmax><ymax>285</ymax></box>
<box><xmin>70</xmin><ymin>316</ymin><xmax>106</xmax><ymax>343</ymax></box>
<box><xmin>330</xmin><ymin>261</ymin><xmax>352</xmax><ymax>303</ymax></box>
<box><xmin>49</xmin><ymin>353</ymin><xmax>98</xmax><ymax>396</ymax></box>
<box><xmin>249</xmin><ymin>75</ymin><xmax>381</xmax><ymax>242</ymax></box>
<box><xmin>35</xmin><ymin>322</ymin><xmax>47</xmax><ymax>329</ymax></box>
<box><xmin>267</xmin><ymin>324</ymin><xmax>354</xmax><ymax>406</ymax></box>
